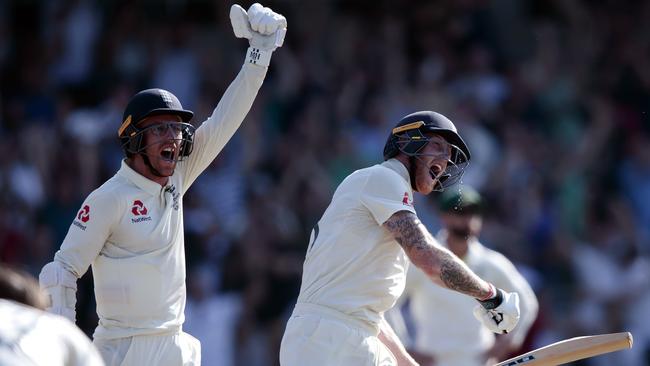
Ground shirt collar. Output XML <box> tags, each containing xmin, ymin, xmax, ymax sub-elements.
<box><xmin>117</xmin><ymin>159</ymin><xmax>166</xmax><ymax>196</ymax></box>
<box><xmin>381</xmin><ymin>158</ymin><xmax>412</xmax><ymax>188</ymax></box>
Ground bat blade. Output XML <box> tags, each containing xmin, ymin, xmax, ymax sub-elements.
<box><xmin>494</xmin><ymin>332</ymin><xmax>633</xmax><ymax>366</ymax></box>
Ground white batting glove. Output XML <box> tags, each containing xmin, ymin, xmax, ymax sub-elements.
<box><xmin>230</xmin><ymin>3</ymin><xmax>287</xmax><ymax>66</ymax></box>
<box><xmin>473</xmin><ymin>287</ymin><xmax>520</xmax><ymax>334</ymax></box>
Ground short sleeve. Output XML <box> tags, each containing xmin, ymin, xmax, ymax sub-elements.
<box><xmin>360</xmin><ymin>167</ymin><xmax>416</xmax><ymax>225</ymax></box>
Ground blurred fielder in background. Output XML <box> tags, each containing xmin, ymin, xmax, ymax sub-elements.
<box><xmin>280</xmin><ymin>111</ymin><xmax>521</xmax><ymax>366</ymax></box>
<box><xmin>0</xmin><ymin>265</ymin><xmax>105</xmax><ymax>366</ymax></box>
<box><xmin>387</xmin><ymin>187</ymin><xmax>539</xmax><ymax>366</ymax></box>
<box><xmin>37</xmin><ymin>3</ymin><xmax>286</xmax><ymax>365</ymax></box>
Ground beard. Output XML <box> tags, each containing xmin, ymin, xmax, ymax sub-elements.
<box><xmin>414</xmin><ymin>165</ymin><xmax>436</xmax><ymax>193</ymax></box>
<box><xmin>141</xmin><ymin>153</ymin><xmax>176</xmax><ymax>177</ymax></box>
<box><xmin>448</xmin><ymin>226</ymin><xmax>472</xmax><ymax>238</ymax></box>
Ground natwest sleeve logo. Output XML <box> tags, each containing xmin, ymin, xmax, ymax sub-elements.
<box><xmin>402</xmin><ymin>192</ymin><xmax>413</xmax><ymax>207</ymax></box>
<box><xmin>131</xmin><ymin>200</ymin><xmax>148</xmax><ymax>216</ymax></box>
<box><xmin>77</xmin><ymin>205</ymin><xmax>90</xmax><ymax>223</ymax></box>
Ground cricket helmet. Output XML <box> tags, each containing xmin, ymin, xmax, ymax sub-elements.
<box><xmin>383</xmin><ymin>111</ymin><xmax>471</xmax><ymax>190</ymax></box>
<box><xmin>118</xmin><ymin>88</ymin><xmax>196</xmax><ymax>158</ymax></box>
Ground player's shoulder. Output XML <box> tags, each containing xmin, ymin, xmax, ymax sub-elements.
<box><xmin>337</xmin><ymin>163</ymin><xmax>407</xmax><ymax>195</ymax></box>
<box><xmin>357</xmin><ymin>162</ymin><xmax>408</xmax><ymax>185</ymax></box>
<box><xmin>83</xmin><ymin>174</ymin><xmax>128</xmax><ymax>208</ymax></box>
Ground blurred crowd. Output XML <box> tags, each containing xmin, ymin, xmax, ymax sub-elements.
<box><xmin>1</xmin><ymin>0</ymin><xmax>649</xmax><ymax>365</ymax></box>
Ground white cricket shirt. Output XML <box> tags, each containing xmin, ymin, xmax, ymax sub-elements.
<box><xmin>53</xmin><ymin>62</ymin><xmax>267</xmax><ymax>340</ymax></box>
<box><xmin>296</xmin><ymin>158</ymin><xmax>416</xmax><ymax>328</ymax></box>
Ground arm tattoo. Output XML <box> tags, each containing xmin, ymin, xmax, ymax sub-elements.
<box><xmin>383</xmin><ymin>210</ymin><xmax>489</xmax><ymax>299</ymax></box>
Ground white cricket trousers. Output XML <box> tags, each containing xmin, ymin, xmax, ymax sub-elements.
<box><xmin>94</xmin><ymin>331</ymin><xmax>200</xmax><ymax>366</ymax></box>
<box><xmin>280</xmin><ymin>302</ymin><xmax>396</xmax><ymax>366</ymax></box>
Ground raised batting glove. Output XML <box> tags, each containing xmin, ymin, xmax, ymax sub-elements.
<box><xmin>230</xmin><ymin>3</ymin><xmax>287</xmax><ymax>67</ymax></box>
<box><xmin>474</xmin><ymin>287</ymin><xmax>520</xmax><ymax>334</ymax></box>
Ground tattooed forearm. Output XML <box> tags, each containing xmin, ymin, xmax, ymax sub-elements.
<box><xmin>383</xmin><ymin>210</ymin><xmax>490</xmax><ymax>299</ymax></box>
<box><xmin>383</xmin><ymin>211</ymin><xmax>440</xmax><ymax>268</ymax></box>
<box><xmin>437</xmin><ymin>255</ymin><xmax>487</xmax><ymax>299</ymax></box>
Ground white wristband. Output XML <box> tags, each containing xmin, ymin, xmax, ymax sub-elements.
<box><xmin>246</xmin><ymin>46</ymin><xmax>272</xmax><ymax>67</ymax></box>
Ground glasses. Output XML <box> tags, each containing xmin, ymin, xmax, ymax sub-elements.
<box><xmin>142</xmin><ymin>122</ymin><xmax>192</xmax><ymax>137</ymax></box>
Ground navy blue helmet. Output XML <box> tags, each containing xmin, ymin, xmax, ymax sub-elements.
<box><xmin>118</xmin><ymin>88</ymin><xmax>195</xmax><ymax>158</ymax></box>
<box><xmin>383</xmin><ymin>111</ymin><xmax>471</xmax><ymax>190</ymax></box>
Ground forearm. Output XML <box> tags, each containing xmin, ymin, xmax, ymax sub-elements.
<box><xmin>201</xmin><ymin>62</ymin><xmax>267</xmax><ymax>148</ymax></box>
<box><xmin>383</xmin><ymin>211</ymin><xmax>492</xmax><ymax>299</ymax></box>
<box><xmin>385</xmin><ymin>212</ymin><xmax>521</xmax><ymax>335</ymax></box>
<box><xmin>189</xmin><ymin>1</ymin><xmax>281</xmax><ymax>168</ymax></box>
<box><xmin>427</xmin><ymin>244</ymin><xmax>493</xmax><ymax>299</ymax></box>
<box><xmin>180</xmin><ymin>62</ymin><xmax>267</xmax><ymax>186</ymax></box>
<box><xmin>181</xmin><ymin>2</ymin><xmax>284</xmax><ymax>187</ymax></box>
<box><xmin>378</xmin><ymin>317</ymin><xmax>418</xmax><ymax>366</ymax></box>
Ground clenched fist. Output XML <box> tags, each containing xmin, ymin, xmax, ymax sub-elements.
<box><xmin>474</xmin><ymin>288</ymin><xmax>520</xmax><ymax>334</ymax></box>
<box><xmin>230</xmin><ymin>3</ymin><xmax>287</xmax><ymax>66</ymax></box>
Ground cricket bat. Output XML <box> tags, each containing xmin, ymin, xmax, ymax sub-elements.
<box><xmin>493</xmin><ymin>332</ymin><xmax>633</xmax><ymax>366</ymax></box>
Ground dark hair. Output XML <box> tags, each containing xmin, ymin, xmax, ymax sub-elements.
<box><xmin>0</xmin><ymin>266</ymin><xmax>48</xmax><ymax>310</ymax></box>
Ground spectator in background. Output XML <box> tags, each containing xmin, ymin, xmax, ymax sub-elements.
<box><xmin>571</xmin><ymin>192</ymin><xmax>650</xmax><ymax>366</ymax></box>
<box><xmin>388</xmin><ymin>187</ymin><xmax>538</xmax><ymax>366</ymax></box>
<box><xmin>619</xmin><ymin>132</ymin><xmax>650</xmax><ymax>251</ymax></box>
<box><xmin>48</xmin><ymin>0</ymin><xmax>101</xmax><ymax>87</ymax></box>
<box><xmin>184</xmin><ymin>263</ymin><xmax>243</xmax><ymax>366</ymax></box>
<box><xmin>0</xmin><ymin>265</ymin><xmax>105</xmax><ymax>366</ymax></box>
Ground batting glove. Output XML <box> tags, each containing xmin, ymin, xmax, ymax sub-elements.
<box><xmin>230</xmin><ymin>3</ymin><xmax>287</xmax><ymax>67</ymax></box>
<box><xmin>473</xmin><ymin>287</ymin><xmax>520</xmax><ymax>334</ymax></box>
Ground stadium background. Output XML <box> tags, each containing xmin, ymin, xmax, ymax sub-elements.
<box><xmin>1</xmin><ymin>0</ymin><xmax>649</xmax><ymax>365</ymax></box>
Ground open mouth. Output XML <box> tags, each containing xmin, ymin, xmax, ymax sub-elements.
<box><xmin>160</xmin><ymin>146</ymin><xmax>176</xmax><ymax>161</ymax></box>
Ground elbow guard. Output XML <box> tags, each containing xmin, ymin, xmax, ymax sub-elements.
<box><xmin>39</xmin><ymin>261</ymin><xmax>78</xmax><ymax>322</ymax></box>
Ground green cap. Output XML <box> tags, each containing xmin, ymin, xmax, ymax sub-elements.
<box><xmin>438</xmin><ymin>186</ymin><xmax>483</xmax><ymax>214</ymax></box>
